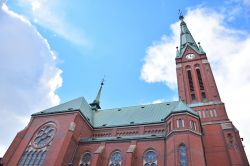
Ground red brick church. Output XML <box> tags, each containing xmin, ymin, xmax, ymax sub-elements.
<box><xmin>2</xmin><ymin>15</ymin><xmax>249</xmax><ymax>166</ymax></box>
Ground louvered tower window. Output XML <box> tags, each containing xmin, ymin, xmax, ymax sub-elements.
<box><xmin>18</xmin><ymin>122</ymin><xmax>56</xmax><ymax>166</ymax></box>
<box><xmin>195</xmin><ymin>67</ymin><xmax>206</xmax><ymax>100</ymax></box>
<box><xmin>186</xmin><ymin>68</ymin><xmax>196</xmax><ymax>101</ymax></box>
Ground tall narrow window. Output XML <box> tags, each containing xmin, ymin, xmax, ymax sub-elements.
<box><xmin>205</xmin><ymin>110</ymin><xmax>210</xmax><ymax>117</ymax></box>
<box><xmin>196</xmin><ymin>69</ymin><xmax>204</xmax><ymax>90</ymax></box>
<box><xmin>179</xmin><ymin>144</ymin><xmax>187</xmax><ymax>166</ymax></box>
<box><xmin>196</xmin><ymin>68</ymin><xmax>206</xmax><ymax>100</ymax></box>
<box><xmin>187</xmin><ymin>70</ymin><xmax>194</xmax><ymax>92</ymax></box>
<box><xmin>190</xmin><ymin>120</ymin><xmax>197</xmax><ymax>131</ymax></box>
<box><xmin>109</xmin><ymin>151</ymin><xmax>122</xmax><ymax>166</ymax></box>
<box><xmin>143</xmin><ymin>150</ymin><xmax>157</xmax><ymax>166</ymax></box>
<box><xmin>167</xmin><ymin>122</ymin><xmax>172</xmax><ymax>133</ymax></box>
<box><xmin>213</xmin><ymin>109</ymin><xmax>217</xmax><ymax>117</ymax></box>
<box><xmin>177</xmin><ymin>119</ymin><xmax>184</xmax><ymax>128</ymax></box>
<box><xmin>79</xmin><ymin>152</ymin><xmax>91</xmax><ymax>166</ymax></box>
<box><xmin>18</xmin><ymin>122</ymin><xmax>56</xmax><ymax>166</ymax></box>
<box><xmin>187</xmin><ymin>70</ymin><xmax>196</xmax><ymax>101</ymax></box>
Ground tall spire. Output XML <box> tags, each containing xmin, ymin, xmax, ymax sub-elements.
<box><xmin>176</xmin><ymin>13</ymin><xmax>204</xmax><ymax>58</ymax></box>
<box><xmin>179</xmin><ymin>15</ymin><xmax>199</xmax><ymax>52</ymax></box>
<box><xmin>90</xmin><ymin>78</ymin><xmax>105</xmax><ymax>110</ymax></box>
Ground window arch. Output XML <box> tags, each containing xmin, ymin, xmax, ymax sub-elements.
<box><xmin>190</xmin><ymin>120</ymin><xmax>197</xmax><ymax>131</ymax></box>
<box><xmin>143</xmin><ymin>149</ymin><xmax>157</xmax><ymax>166</ymax></box>
<box><xmin>186</xmin><ymin>69</ymin><xmax>196</xmax><ymax>101</ymax></box>
<box><xmin>18</xmin><ymin>122</ymin><xmax>56</xmax><ymax>166</ymax></box>
<box><xmin>177</xmin><ymin>119</ymin><xmax>185</xmax><ymax>128</ymax></box>
<box><xmin>179</xmin><ymin>144</ymin><xmax>187</xmax><ymax>166</ymax></box>
<box><xmin>109</xmin><ymin>150</ymin><xmax>122</xmax><ymax>166</ymax></box>
<box><xmin>195</xmin><ymin>67</ymin><xmax>206</xmax><ymax>100</ymax></box>
<box><xmin>79</xmin><ymin>152</ymin><xmax>91</xmax><ymax>166</ymax></box>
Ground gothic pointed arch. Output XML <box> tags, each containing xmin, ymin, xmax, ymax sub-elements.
<box><xmin>18</xmin><ymin>122</ymin><xmax>56</xmax><ymax>166</ymax></box>
<box><xmin>108</xmin><ymin>150</ymin><xmax>122</xmax><ymax>166</ymax></box>
<box><xmin>143</xmin><ymin>148</ymin><xmax>158</xmax><ymax>166</ymax></box>
<box><xmin>79</xmin><ymin>151</ymin><xmax>91</xmax><ymax>166</ymax></box>
<box><xmin>179</xmin><ymin>143</ymin><xmax>187</xmax><ymax>166</ymax></box>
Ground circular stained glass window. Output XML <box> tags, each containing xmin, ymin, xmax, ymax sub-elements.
<box><xmin>32</xmin><ymin>122</ymin><xmax>56</xmax><ymax>148</ymax></box>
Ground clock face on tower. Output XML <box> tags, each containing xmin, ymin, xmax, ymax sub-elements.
<box><xmin>185</xmin><ymin>53</ymin><xmax>195</xmax><ymax>60</ymax></box>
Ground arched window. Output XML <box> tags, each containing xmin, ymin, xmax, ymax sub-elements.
<box><xmin>187</xmin><ymin>69</ymin><xmax>196</xmax><ymax>101</ymax></box>
<box><xmin>18</xmin><ymin>122</ymin><xmax>56</xmax><ymax>166</ymax></box>
<box><xmin>109</xmin><ymin>151</ymin><xmax>122</xmax><ymax>166</ymax></box>
<box><xmin>143</xmin><ymin>149</ymin><xmax>157</xmax><ymax>166</ymax></box>
<box><xmin>179</xmin><ymin>144</ymin><xmax>187</xmax><ymax>166</ymax></box>
<box><xmin>195</xmin><ymin>67</ymin><xmax>206</xmax><ymax>100</ymax></box>
<box><xmin>190</xmin><ymin>120</ymin><xmax>197</xmax><ymax>131</ymax></box>
<box><xmin>177</xmin><ymin>119</ymin><xmax>185</xmax><ymax>128</ymax></box>
<box><xmin>79</xmin><ymin>152</ymin><xmax>91</xmax><ymax>166</ymax></box>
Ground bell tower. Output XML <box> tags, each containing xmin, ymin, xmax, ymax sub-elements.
<box><xmin>175</xmin><ymin>15</ymin><xmax>249</xmax><ymax>165</ymax></box>
<box><xmin>175</xmin><ymin>15</ymin><xmax>221</xmax><ymax>104</ymax></box>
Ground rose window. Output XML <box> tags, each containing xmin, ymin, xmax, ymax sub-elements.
<box><xmin>33</xmin><ymin>123</ymin><xmax>56</xmax><ymax>148</ymax></box>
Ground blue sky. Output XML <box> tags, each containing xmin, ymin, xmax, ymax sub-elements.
<box><xmin>6</xmin><ymin>0</ymin><xmax>250</xmax><ymax>108</ymax></box>
<box><xmin>1</xmin><ymin>0</ymin><xmax>250</xmax><ymax>158</ymax></box>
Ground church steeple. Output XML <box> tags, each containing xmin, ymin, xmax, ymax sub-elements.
<box><xmin>176</xmin><ymin>14</ymin><xmax>204</xmax><ymax>58</ymax></box>
<box><xmin>90</xmin><ymin>78</ymin><xmax>104</xmax><ymax>110</ymax></box>
<box><xmin>175</xmin><ymin>14</ymin><xmax>221</xmax><ymax>104</ymax></box>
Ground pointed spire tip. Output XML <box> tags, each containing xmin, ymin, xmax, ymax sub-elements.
<box><xmin>178</xmin><ymin>9</ymin><xmax>184</xmax><ymax>21</ymax></box>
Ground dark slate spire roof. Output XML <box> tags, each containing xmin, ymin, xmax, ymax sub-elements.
<box><xmin>176</xmin><ymin>15</ymin><xmax>205</xmax><ymax>58</ymax></box>
<box><xmin>90</xmin><ymin>79</ymin><xmax>104</xmax><ymax>110</ymax></box>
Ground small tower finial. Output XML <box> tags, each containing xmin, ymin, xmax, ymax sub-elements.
<box><xmin>198</xmin><ymin>42</ymin><xmax>205</xmax><ymax>54</ymax></box>
<box><xmin>178</xmin><ymin>9</ymin><xmax>184</xmax><ymax>21</ymax></box>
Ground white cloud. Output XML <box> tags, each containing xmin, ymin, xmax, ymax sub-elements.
<box><xmin>141</xmin><ymin>7</ymin><xmax>250</xmax><ymax>159</ymax></box>
<box><xmin>0</xmin><ymin>3</ymin><xmax>62</xmax><ymax>156</ymax></box>
<box><xmin>13</xmin><ymin>0</ymin><xmax>91</xmax><ymax>48</ymax></box>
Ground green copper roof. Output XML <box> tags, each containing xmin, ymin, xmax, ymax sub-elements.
<box><xmin>33</xmin><ymin>97</ymin><xmax>197</xmax><ymax>128</ymax></box>
<box><xmin>94</xmin><ymin>101</ymin><xmax>195</xmax><ymax>127</ymax></box>
<box><xmin>176</xmin><ymin>17</ymin><xmax>205</xmax><ymax>58</ymax></box>
<box><xmin>32</xmin><ymin>97</ymin><xmax>94</xmax><ymax>124</ymax></box>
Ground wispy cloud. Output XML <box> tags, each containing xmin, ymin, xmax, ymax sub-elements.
<box><xmin>141</xmin><ymin>7</ymin><xmax>250</xmax><ymax>158</ymax></box>
<box><xmin>0</xmin><ymin>3</ymin><xmax>62</xmax><ymax>156</ymax></box>
<box><xmin>12</xmin><ymin>0</ymin><xmax>91</xmax><ymax>48</ymax></box>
